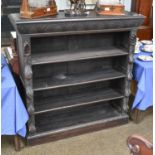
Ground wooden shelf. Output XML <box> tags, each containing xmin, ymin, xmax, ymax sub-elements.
<box><xmin>31</xmin><ymin>47</ymin><xmax>128</xmax><ymax>65</ymax></box>
<box><xmin>10</xmin><ymin>11</ymin><xmax>144</xmax><ymax>146</ymax></box>
<box><xmin>33</xmin><ymin>69</ymin><xmax>125</xmax><ymax>91</ymax></box>
<box><xmin>28</xmin><ymin>113</ymin><xmax>128</xmax><ymax>145</ymax></box>
<box><xmin>34</xmin><ymin>88</ymin><xmax>124</xmax><ymax>114</ymax></box>
<box><xmin>34</xmin><ymin>103</ymin><xmax>127</xmax><ymax>134</ymax></box>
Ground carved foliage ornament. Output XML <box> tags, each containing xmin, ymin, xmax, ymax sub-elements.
<box><xmin>130</xmin><ymin>29</ymin><xmax>137</xmax><ymax>47</ymax></box>
<box><xmin>24</xmin><ymin>41</ymin><xmax>30</xmax><ymax>56</ymax></box>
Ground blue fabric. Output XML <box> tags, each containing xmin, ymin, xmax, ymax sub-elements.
<box><xmin>1</xmin><ymin>54</ymin><xmax>29</xmax><ymax>137</ymax></box>
<box><xmin>132</xmin><ymin>46</ymin><xmax>153</xmax><ymax>110</ymax></box>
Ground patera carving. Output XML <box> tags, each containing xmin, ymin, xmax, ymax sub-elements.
<box><xmin>24</xmin><ymin>40</ymin><xmax>31</xmax><ymax>56</ymax></box>
<box><xmin>25</xmin><ymin>65</ymin><xmax>32</xmax><ymax>79</ymax></box>
<box><xmin>122</xmin><ymin>98</ymin><xmax>129</xmax><ymax>113</ymax></box>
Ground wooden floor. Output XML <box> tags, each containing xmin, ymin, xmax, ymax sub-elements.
<box><xmin>1</xmin><ymin>114</ymin><xmax>152</xmax><ymax>155</ymax></box>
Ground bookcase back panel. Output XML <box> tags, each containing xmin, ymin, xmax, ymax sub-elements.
<box><xmin>34</xmin><ymin>80</ymin><xmax>112</xmax><ymax>98</ymax></box>
<box><xmin>32</xmin><ymin>56</ymin><xmax>127</xmax><ymax>80</ymax></box>
<box><xmin>31</xmin><ymin>31</ymin><xmax>130</xmax><ymax>54</ymax></box>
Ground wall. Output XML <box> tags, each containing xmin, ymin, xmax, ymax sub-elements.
<box><xmin>124</xmin><ymin>0</ymin><xmax>131</xmax><ymax>11</ymax></box>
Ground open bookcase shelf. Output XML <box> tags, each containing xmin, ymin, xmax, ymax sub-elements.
<box><xmin>33</xmin><ymin>68</ymin><xmax>125</xmax><ymax>91</ymax></box>
<box><xmin>35</xmin><ymin>102</ymin><xmax>126</xmax><ymax>133</ymax></box>
<box><xmin>31</xmin><ymin>48</ymin><xmax>128</xmax><ymax>65</ymax></box>
<box><xmin>34</xmin><ymin>79</ymin><xmax>125</xmax><ymax>114</ymax></box>
<box><xmin>9</xmin><ymin>11</ymin><xmax>144</xmax><ymax>145</ymax></box>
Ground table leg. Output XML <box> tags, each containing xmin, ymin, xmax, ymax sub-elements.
<box><xmin>129</xmin><ymin>80</ymin><xmax>153</xmax><ymax>123</ymax></box>
<box><xmin>14</xmin><ymin>135</ymin><xmax>21</xmax><ymax>151</ymax></box>
<box><xmin>131</xmin><ymin>109</ymin><xmax>144</xmax><ymax>123</ymax></box>
<box><xmin>130</xmin><ymin>107</ymin><xmax>153</xmax><ymax>123</ymax></box>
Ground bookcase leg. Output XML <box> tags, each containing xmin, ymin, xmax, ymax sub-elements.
<box><xmin>14</xmin><ymin>135</ymin><xmax>21</xmax><ymax>151</ymax></box>
<box><xmin>131</xmin><ymin>109</ymin><xmax>144</xmax><ymax>123</ymax></box>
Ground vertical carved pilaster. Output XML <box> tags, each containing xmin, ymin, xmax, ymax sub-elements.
<box><xmin>128</xmin><ymin>28</ymin><xmax>137</xmax><ymax>83</ymax></box>
<box><xmin>23</xmin><ymin>36</ymin><xmax>36</xmax><ymax>134</ymax></box>
<box><xmin>129</xmin><ymin>29</ymin><xmax>137</xmax><ymax>52</ymax></box>
<box><xmin>123</xmin><ymin>29</ymin><xmax>137</xmax><ymax>113</ymax></box>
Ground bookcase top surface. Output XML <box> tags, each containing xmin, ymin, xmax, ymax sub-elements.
<box><xmin>9</xmin><ymin>11</ymin><xmax>144</xmax><ymax>24</ymax></box>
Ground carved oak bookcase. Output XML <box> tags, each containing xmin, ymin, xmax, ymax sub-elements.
<box><xmin>9</xmin><ymin>12</ymin><xmax>144</xmax><ymax>145</ymax></box>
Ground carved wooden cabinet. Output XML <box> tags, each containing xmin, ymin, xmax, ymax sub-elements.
<box><xmin>9</xmin><ymin>12</ymin><xmax>144</xmax><ymax>145</ymax></box>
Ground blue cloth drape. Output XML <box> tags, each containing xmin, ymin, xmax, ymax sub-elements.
<box><xmin>1</xmin><ymin>54</ymin><xmax>29</xmax><ymax>137</ymax></box>
<box><xmin>132</xmin><ymin>47</ymin><xmax>153</xmax><ymax>110</ymax></box>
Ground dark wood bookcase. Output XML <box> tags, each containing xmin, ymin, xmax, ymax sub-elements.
<box><xmin>9</xmin><ymin>11</ymin><xmax>144</xmax><ymax>146</ymax></box>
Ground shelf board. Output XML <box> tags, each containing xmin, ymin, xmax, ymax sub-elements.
<box><xmin>34</xmin><ymin>88</ymin><xmax>124</xmax><ymax>114</ymax></box>
<box><xmin>33</xmin><ymin>69</ymin><xmax>125</xmax><ymax>91</ymax></box>
<box><xmin>36</xmin><ymin>103</ymin><xmax>125</xmax><ymax>132</ymax></box>
<box><xmin>28</xmin><ymin>103</ymin><xmax>128</xmax><ymax>145</ymax></box>
<box><xmin>32</xmin><ymin>48</ymin><xmax>128</xmax><ymax>65</ymax></box>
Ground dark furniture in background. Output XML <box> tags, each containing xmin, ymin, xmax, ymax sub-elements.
<box><xmin>9</xmin><ymin>12</ymin><xmax>144</xmax><ymax>146</ymax></box>
<box><xmin>1</xmin><ymin>0</ymin><xmax>20</xmax><ymax>46</ymax></box>
<box><xmin>131</xmin><ymin>0</ymin><xmax>153</xmax><ymax>40</ymax></box>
